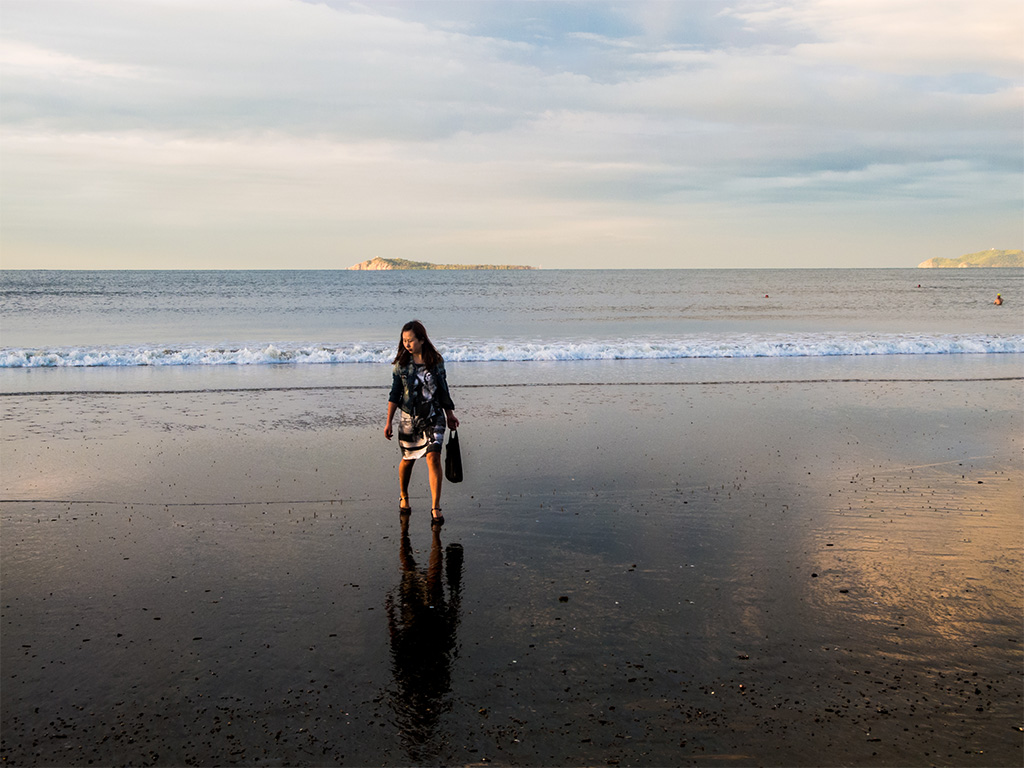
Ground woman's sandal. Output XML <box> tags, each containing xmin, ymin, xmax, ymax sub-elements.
<box><xmin>430</xmin><ymin>508</ymin><xmax>445</xmax><ymax>526</ymax></box>
<box><xmin>399</xmin><ymin>496</ymin><xmax>411</xmax><ymax>516</ymax></box>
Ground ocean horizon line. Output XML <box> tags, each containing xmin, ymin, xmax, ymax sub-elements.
<box><xmin>7</xmin><ymin>265</ymin><xmax>1007</xmax><ymax>273</ymax></box>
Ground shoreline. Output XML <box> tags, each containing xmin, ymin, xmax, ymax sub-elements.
<box><xmin>2</xmin><ymin>350</ymin><xmax>1022</xmax><ymax>395</ymax></box>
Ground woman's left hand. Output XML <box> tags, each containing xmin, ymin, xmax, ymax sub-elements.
<box><xmin>447</xmin><ymin>413</ymin><xmax>460</xmax><ymax>430</ymax></box>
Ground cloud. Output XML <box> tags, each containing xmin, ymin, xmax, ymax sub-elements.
<box><xmin>0</xmin><ymin>0</ymin><xmax>1020</xmax><ymax>268</ymax></box>
<box><xmin>0</xmin><ymin>39</ymin><xmax>146</xmax><ymax>81</ymax></box>
<box><xmin>729</xmin><ymin>0</ymin><xmax>1023</xmax><ymax>77</ymax></box>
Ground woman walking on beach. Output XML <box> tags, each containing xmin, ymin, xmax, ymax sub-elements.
<box><xmin>385</xmin><ymin>320</ymin><xmax>459</xmax><ymax>525</ymax></box>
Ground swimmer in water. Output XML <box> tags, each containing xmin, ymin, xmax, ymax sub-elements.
<box><xmin>994</xmin><ymin>294</ymin><xmax>1003</xmax><ymax>305</ymax></box>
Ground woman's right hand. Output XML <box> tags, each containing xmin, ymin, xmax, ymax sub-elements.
<box><xmin>384</xmin><ymin>423</ymin><xmax>393</xmax><ymax>440</ymax></box>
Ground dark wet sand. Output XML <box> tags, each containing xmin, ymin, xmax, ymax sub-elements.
<box><xmin>2</xmin><ymin>370</ymin><xmax>1022</xmax><ymax>766</ymax></box>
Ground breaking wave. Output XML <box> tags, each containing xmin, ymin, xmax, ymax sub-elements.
<box><xmin>2</xmin><ymin>333</ymin><xmax>1022</xmax><ymax>368</ymax></box>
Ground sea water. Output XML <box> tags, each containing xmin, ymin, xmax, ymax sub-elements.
<box><xmin>1</xmin><ymin>268</ymin><xmax>1021</xmax><ymax>392</ymax></box>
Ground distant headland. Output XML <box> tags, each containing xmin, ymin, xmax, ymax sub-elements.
<box><xmin>918</xmin><ymin>249</ymin><xmax>1023</xmax><ymax>268</ymax></box>
<box><xmin>349</xmin><ymin>257</ymin><xmax>536</xmax><ymax>271</ymax></box>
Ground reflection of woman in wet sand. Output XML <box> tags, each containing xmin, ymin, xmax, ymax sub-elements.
<box><xmin>385</xmin><ymin>518</ymin><xmax>463</xmax><ymax>763</ymax></box>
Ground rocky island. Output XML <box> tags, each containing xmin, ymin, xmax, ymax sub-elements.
<box><xmin>349</xmin><ymin>257</ymin><xmax>536</xmax><ymax>271</ymax></box>
<box><xmin>918</xmin><ymin>249</ymin><xmax>1023</xmax><ymax>268</ymax></box>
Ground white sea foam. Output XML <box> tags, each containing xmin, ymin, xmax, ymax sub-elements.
<box><xmin>2</xmin><ymin>334</ymin><xmax>1022</xmax><ymax>367</ymax></box>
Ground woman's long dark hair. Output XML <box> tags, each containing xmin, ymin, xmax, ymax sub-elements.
<box><xmin>393</xmin><ymin>320</ymin><xmax>443</xmax><ymax>368</ymax></box>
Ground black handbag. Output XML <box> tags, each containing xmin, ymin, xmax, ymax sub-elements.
<box><xmin>444</xmin><ymin>430</ymin><xmax>463</xmax><ymax>483</ymax></box>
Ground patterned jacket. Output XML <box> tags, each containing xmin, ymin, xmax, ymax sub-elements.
<box><xmin>388</xmin><ymin>360</ymin><xmax>456</xmax><ymax>415</ymax></box>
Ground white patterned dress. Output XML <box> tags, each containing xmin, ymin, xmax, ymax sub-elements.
<box><xmin>398</xmin><ymin>364</ymin><xmax>446</xmax><ymax>460</ymax></box>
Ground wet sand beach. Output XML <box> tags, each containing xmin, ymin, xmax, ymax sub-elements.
<box><xmin>2</xmin><ymin>360</ymin><xmax>1022</xmax><ymax>766</ymax></box>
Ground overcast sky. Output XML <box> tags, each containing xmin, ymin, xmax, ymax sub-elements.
<box><xmin>1</xmin><ymin>0</ymin><xmax>1021</xmax><ymax>269</ymax></box>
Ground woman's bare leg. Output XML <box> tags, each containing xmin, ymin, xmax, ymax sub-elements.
<box><xmin>426</xmin><ymin>451</ymin><xmax>443</xmax><ymax>515</ymax></box>
<box><xmin>399</xmin><ymin>458</ymin><xmax>415</xmax><ymax>507</ymax></box>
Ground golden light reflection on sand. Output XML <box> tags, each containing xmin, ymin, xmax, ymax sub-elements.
<box><xmin>815</xmin><ymin>462</ymin><xmax>1022</xmax><ymax>649</ymax></box>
